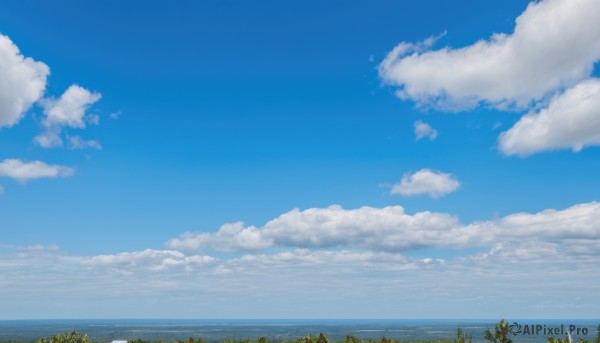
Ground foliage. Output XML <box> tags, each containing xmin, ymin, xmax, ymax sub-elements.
<box><xmin>455</xmin><ymin>329</ymin><xmax>471</xmax><ymax>343</ymax></box>
<box><xmin>549</xmin><ymin>324</ymin><xmax>600</xmax><ymax>343</ymax></box>
<box><xmin>483</xmin><ymin>320</ymin><xmax>513</xmax><ymax>343</ymax></box>
<box><xmin>37</xmin><ymin>331</ymin><xmax>90</xmax><ymax>343</ymax></box>
<box><xmin>28</xmin><ymin>326</ymin><xmax>598</xmax><ymax>343</ymax></box>
<box><xmin>294</xmin><ymin>333</ymin><xmax>329</xmax><ymax>343</ymax></box>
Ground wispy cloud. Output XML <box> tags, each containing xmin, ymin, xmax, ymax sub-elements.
<box><xmin>414</xmin><ymin>120</ymin><xmax>438</xmax><ymax>141</ymax></box>
<box><xmin>0</xmin><ymin>159</ymin><xmax>74</xmax><ymax>183</ymax></box>
<box><xmin>67</xmin><ymin>135</ymin><xmax>102</xmax><ymax>150</ymax></box>
<box><xmin>84</xmin><ymin>249</ymin><xmax>215</xmax><ymax>271</ymax></box>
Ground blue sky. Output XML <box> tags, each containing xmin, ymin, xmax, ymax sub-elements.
<box><xmin>1</xmin><ymin>0</ymin><xmax>600</xmax><ymax>319</ymax></box>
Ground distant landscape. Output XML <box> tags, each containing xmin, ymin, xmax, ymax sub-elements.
<box><xmin>0</xmin><ymin>320</ymin><xmax>599</xmax><ymax>343</ymax></box>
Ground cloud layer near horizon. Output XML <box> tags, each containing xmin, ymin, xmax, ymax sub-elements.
<box><xmin>3</xmin><ymin>200</ymin><xmax>600</xmax><ymax>318</ymax></box>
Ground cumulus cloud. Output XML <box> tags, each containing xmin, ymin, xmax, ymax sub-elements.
<box><xmin>167</xmin><ymin>222</ymin><xmax>273</xmax><ymax>252</ymax></box>
<box><xmin>262</xmin><ymin>205</ymin><xmax>461</xmax><ymax>250</ymax></box>
<box><xmin>473</xmin><ymin>202</ymin><xmax>600</xmax><ymax>243</ymax></box>
<box><xmin>499</xmin><ymin>78</ymin><xmax>600</xmax><ymax>156</ymax></box>
<box><xmin>391</xmin><ymin>169</ymin><xmax>460</xmax><ymax>198</ymax></box>
<box><xmin>168</xmin><ymin>205</ymin><xmax>465</xmax><ymax>253</ymax></box>
<box><xmin>0</xmin><ymin>34</ymin><xmax>49</xmax><ymax>128</ymax></box>
<box><xmin>379</xmin><ymin>0</ymin><xmax>600</xmax><ymax>110</ymax></box>
<box><xmin>41</xmin><ymin>85</ymin><xmax>101</xmax><ymax>128</ymax></box>
<box><xmin>379</xmin><ymin>0</ymin><xmax>600</xmax><ymax>156</ymax></box>
<box><xmin>0</xmin><ymin>159</ymin><xmax>74</xmax><ymax>182</ymax></box>
<box><xmin>35</xmin><ymin>84</ymin><xmax>101</xmax><ymax>148</ymax></box>
<box><xmin>414</xmin><ymin>120</ymin><xmax>438</xmax><ymax>141</ymax></box>
<box><xmin>166</xmin><ymin>232</ymin><xmax>212</xmax><ymax>251</ymax></box>
<box><xmin>164</xmin><ymin>201</ymin><xmax>600</xmax><ymax>264</ymax></box>
<box><xmin>0</xmin><ymin>34</ymin><xmax>102</xmax><ymax>151</ymax></box>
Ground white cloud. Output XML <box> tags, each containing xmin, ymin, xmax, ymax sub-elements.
<box><xmin>17</xmin><ymin>244</ymin><xmax>60</xmax><ymax>252</ymax></box>
<box><xmin>5</xmin><ymin>201</ymin><xmax>600</xmax><ymax>318</ymax></box>
<box><xmin>391</xmin><ymin>168</ymin><xmax>460</xmax><ymax>198</ymax></box>
<box><xmin>0</xmin><ymin>34</ymin><xmax>103</xmax><ymax>153</ymax></box>
<box><xmin>224</xmin><ymin>249</ymin><xmax>445</xmax><ymax>273</ymax></box>
<box><xmin>166</xmin><ymin>232</ymin><xmax>212</xmax><ymax>251</ymax></box>
<box><xmin>67</xmin><ymin>135</ymin><xmax>102</xmax><ymax>150</ymax></box>
<box><xmin>0</xmin><ymin>159</ymin><xmax>74</xmax><ymax>182</ymax></box>
<box><xmin>261</xmin><ymin>205</ymin><xmax>461</xmax><ymax>250</ymax></box>
<box><xmin>0</xmin><ymin>34</ymin><xmax>49</xmax><ymax>128</ymax></box>
<box><xmin>164</xmin><ymin>201</ymin><xmax>600</xmax><ymax>262</ymax></box>
<box><xmin>87</xmin><ymin>113</ymin><xmax>100</xmax><ymax>125</ymax></box>
<box><xmin>83</xmin><ymin>249</ymin><xmax>215</xmax><ymax>271</ymax></box>
<box><xmin>499</xmin><ymin>78</ymin><xmax>600</xmax><ymax>156</ymax></box>
<box><xmin>168</xmin><ymin>205</ymin><xmax>462</xmax><ymax>253</ymax></box>
<box><xmin>475</xmin><ymin>202</ymin><xmax>600</xmax><ymax>242</ymax></box>
<box><xmin>35</xmin><ymin>85</ymin><xmax>101</xmax><ymax>148</ymax></box>
<box><xmin>212</xmin><ymin>222</ymin><xmax>273</xmax><ymax>251</ymax></box>
<box><xmin>42</xmin><ymin>85</ymin><xmax>101</xmax><ymax>128</ymax></box>
<box><xmin>34</xmin><ymin>131</ymin><xmax>63</xmax><ymax>148</ymax></box>
<box><xmin>166</xmin><ymin>222</ymin><xmax>273</xmax><ymax>252</ymax></box>
<box><xmin>414</xmin><ymin>120</ymin><xmax>438</xmax><ymax>140</ymax></box>
<box><xmin>378</xmin><ymin>0</ymin><xmax>600</xmax><ymax>110</ymax></box>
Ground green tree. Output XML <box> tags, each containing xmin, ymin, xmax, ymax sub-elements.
<box><xmin>297</xmin><ymin>334</ymin><xmax>313</xmax><ymax>343</ymax></box>
<box><xmin>37</xmin><ymin>331</ymin><xmax>90</xmax><ymax>343</ymax></box>
<box><xmin>456</xmin><ymin>328</ymin><xmax>471</xmax><ymax>343</ymax></box>
<box><xmin>548</xmin><ymin>324</ymin><xmax>600</xmax><ymax>343</ymax></box>
<box><xmin>315</xmin><ymin>333</ymin><xmax>328</xmax><ymax>343</ymax></box>
<box><xmin>484</xmin><ymin>320</ymin><xmax>513</xmax><ymax>343</ymax></box>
